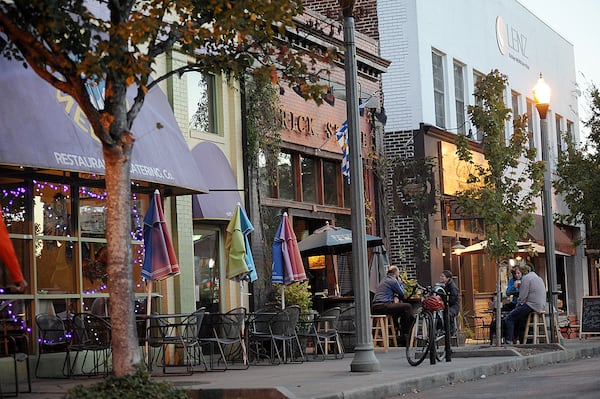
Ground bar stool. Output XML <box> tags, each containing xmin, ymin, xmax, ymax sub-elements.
<box><xmin>386</xmin><ymin>315</ymin><xmax>398</xmax><ymax>347</ymax></box>
<box><xmin>523</xmin><ymin>312</ymin><xmax>549</xmax><ymax>344</ymax></box>
<box><xmin>370</xmin><ymin>315</ymin><xmax>389</xmax><ymax>351</ymax></box>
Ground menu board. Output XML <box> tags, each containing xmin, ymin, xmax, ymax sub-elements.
<box><xmin>580</xmin><ymin>296</ymin><xmax>600</xmax><ymax>335</ymax></box>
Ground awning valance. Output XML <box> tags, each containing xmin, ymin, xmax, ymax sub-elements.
<box><xmin>191</xmin><ymin>142</ymin><xmax>242</xmax><ymax>220</ymax></box>
<box><xmin>0</xmin><ymin>57</ymin><xmax>208</xmax><ymax>195</ymax></box>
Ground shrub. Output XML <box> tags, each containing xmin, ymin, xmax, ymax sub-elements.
<box><xmin>63</xmin><ymin>368</ymin><xmax>188</xmax><ymax>399</ymax></box>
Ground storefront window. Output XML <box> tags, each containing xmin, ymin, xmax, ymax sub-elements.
<box><xmin>301</xmin><ymin>155</ymin><xmax>318</xmax><ymax>203</ymax></box>
<box><xmin>34</xmin><ymin>182</ymin><xmax>72</xmax><ymax>237</ymax></box>
<box><xmin>323</xmin><ymin>160</ymin><xmax>339</xmax><ymax>206</ymax></box>
<box><xmin>193</xmin><ymin>228</ymin><xmax>220</xmax><ymax>312</ymax></box>
<box><xmin>1</xmin><ymin>183</ymin><xmax>30</xmax><ymax>234</ymax></box>
<box><xmin>278</xmin><ymin>152</ymin><xmax>294</xmax><ymax>200</ymax></box>
<box><xmin>35</xmin><ymin>238</ymin><xmax>77</xmax><ymax>293</ymax></box>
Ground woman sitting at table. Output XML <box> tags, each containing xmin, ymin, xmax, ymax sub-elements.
<box><xmin>372</xmin><ymin>265</ymin><xmax>414</xmax><ymax>344</ymax></box>
<box><xmin>503</xmin><ymin>266</ymin><xmax>522</xmax><ymax>312</ymax></box>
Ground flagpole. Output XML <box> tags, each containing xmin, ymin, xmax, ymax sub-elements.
<box><xmin>339</xmin><ymin>0</ymin><xmax>381</xmax><ymax>372</ymax></box>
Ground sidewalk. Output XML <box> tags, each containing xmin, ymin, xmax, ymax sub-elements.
<box><xmin>13</xmin><ymin>339</ymin><xmax>600</xmax><ymax>399</ymax></box>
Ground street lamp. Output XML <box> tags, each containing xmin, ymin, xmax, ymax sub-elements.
<box><xmin>338</xmin><ymin>0</ymin><xmax>381</xmax><ymax>372</ymax></box>
<box><xmin>533</xmin><ymin>73</ymin><xmax>559</xmax><ymax>343</ymax></box>
<box><xmin>451</xmin><ymin>239</ymin><xmax>466</xmax><ymax>292</ymax></box>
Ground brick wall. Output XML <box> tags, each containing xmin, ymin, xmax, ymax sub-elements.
<box><xmin>383</xmin><ymin>129</ymin><xmax>418</xmax><ymax>280</ymax></box>
<box><xmin>303</xmin><ymin>0</ymin><xmax>380</xmax><ymax>40</ymax></box>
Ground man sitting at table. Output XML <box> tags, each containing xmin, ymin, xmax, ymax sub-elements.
<box><xmin>504</xmin><ymin>264</ymin><xmax>546</xmax><ymax>345</ymax></box>
<box><xmin>372</xmin><ymin>265</ymin><xmax>414</xmax><ymax>345</ymax></box>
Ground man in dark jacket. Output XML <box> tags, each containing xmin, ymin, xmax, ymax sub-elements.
<box><xmin>372</xmin><ymin>265</ymin><xmax>414</xmax><ymax>341</ymax></box>
<box><xmin>439</xmin><ymin>270</ymin><xmax>459</xmax><ymax>333</ymax></box>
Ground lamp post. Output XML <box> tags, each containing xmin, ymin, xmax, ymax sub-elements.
<box><xmin>533</xmin><ymin>73</ymin><xmax>558</xmax><ymax>343</ymax></box>
<box><xmin>339</xmin><ymin>0</ymin><xmax>380</xmax><ymax>372</ymax></box>
<box><xmin>451</xmin><ymin>239</ymin><xmax>466</xmax><ymax>293</ymax></box>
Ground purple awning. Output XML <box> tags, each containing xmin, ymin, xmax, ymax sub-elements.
<box><xmin>0</xmin><ymin>57</ymin><xmax>208</xmax><ymax>195</ymax></box>
<box><xmin>191</xmin><ymin>142</ymin><xmax>242</xmax><ymax>219</ymax></box>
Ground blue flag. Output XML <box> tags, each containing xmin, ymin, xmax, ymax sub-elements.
<box><xmin>335</xmin><ymin>102</ymin><xmax>366</xmax><ymax>184</ymax></box>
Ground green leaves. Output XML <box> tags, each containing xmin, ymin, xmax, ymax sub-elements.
<box><xmin>455</xmin><ymin>70</ymin><xmax>544</xmax><ymax>260</ymax></box>
<box><xmin>554</xmin><ymin>85</ymin><xmax>600</xmax><ymax>249</ymax></box>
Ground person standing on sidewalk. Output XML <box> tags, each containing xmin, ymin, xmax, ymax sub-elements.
<box><xmin>372</xmin><ymin>265</ymin><xmax>414</xmax><ymax>343</ymax></box>
<box><xmin>504</xmin><ymin>264</ymin><xmax>546</xmax><ymax>344</ymax></box>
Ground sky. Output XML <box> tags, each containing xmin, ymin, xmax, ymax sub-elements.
<box><xmin>517</xmin><ymin>0</ymin><xmax>599</xmax><ymax>137</ymax></box>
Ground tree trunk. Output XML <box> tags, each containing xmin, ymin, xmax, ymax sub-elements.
<box><xmin>103</xmin><ymin>133</ymin><xmax>140</xmax><ymax>376</ymax></box>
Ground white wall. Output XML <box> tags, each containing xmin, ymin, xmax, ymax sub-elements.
<box><xmin>378</xmin><ymin>0</ymin><xmax>579</xmax><ymax>148</ymax></box>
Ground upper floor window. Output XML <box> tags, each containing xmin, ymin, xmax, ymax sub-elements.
<box><xmin>526</xmin><ymin>99</ymin><xmax>535</xmax><ymax>150</ymax></box>
<box><xmin>186</xmin><ymin>71</ymin><xmax>220</xmax><ymax>135</ymax></box>
<box><xmin>566</xmin><ymin>120</ymin><xmax>574</xmax><ymax>145</ymax></box>
<box><xmin>432</xmin><ymin>51</ymin><xmax>446</xmax><ymax>128</ymax></box>
<box><xmin>472</xmin><ymin>70</ymin><xmax>485</xmax><ymax>141</ymax></box>
<box><xmin>555</xmin><ymin>114</ymin><xmax>563</xmax><ymax>155</ymax></box>
<box><xmin>453</xmin><ymin>61</ymin><xmax>466</xmax><ymax>135</ymax></box>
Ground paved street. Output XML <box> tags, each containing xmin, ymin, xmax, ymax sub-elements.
<box><xmin>392</xmin><ymin>355</ymin><xmax>600</xmax><ymax>399</ymax></box>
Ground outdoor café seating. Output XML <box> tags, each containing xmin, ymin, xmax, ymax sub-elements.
<box><xmin>145</xmin><ymin>309</ymin><xmax>207</xmax><ymax>375</ymax></box>
<box><xmin>1</xmin><ymin>301</ymin><xmax>31</xmax><ymax>396</ymax></box>
<box><xmin>34</xmin><ymin>313</ymin><xmax>72</xmax><ymax>378</ymax></box>
<box><xmin>70</xmin><ymin>313</ymin><xmax>112</xmax><ymax>376</ymax></box>
<box><xmin>199</xmin><ymin>307</ymin><xmax>248</xmax><ymax>371</ymax></box>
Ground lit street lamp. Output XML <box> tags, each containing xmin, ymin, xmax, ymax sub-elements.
<box><xmin>338</xmin><ymin>0</ymin><xmax>380</xmax><ymax>372</ymax></box>
<box><xmin>533</xmin><ymin>73</ymin><xmax>559</xmax><ymax>343</ymax></box>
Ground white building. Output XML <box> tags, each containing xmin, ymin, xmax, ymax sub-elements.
<box><xmin>377</xmin><ymin>0</ymin><xmax>584</xmax><ymax>322</ymax></box>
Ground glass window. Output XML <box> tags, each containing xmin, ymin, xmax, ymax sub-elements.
<box><xmin>1</xmin><ymin>182</ymin><xmax>30</xmax><ymax>235</ymax></box>
<box><xmin>35</xmin><ymin>238</ymin><xmax>77</xmax><ymax>293</ymax></box>
<box><xmin>193</xmin><ymin>228</ymin><xmax>220</xmax><ymax>313</ymax></box>
<box><xmin>566</xmin><ymin>120</ymin><xmax>574</xmax><ymax>145</ymax></box>
<box><xmin>472</xmin><ymin>70</ymin><xmax>485</xmax><ymax>141</ymax></box>
<box><xmin>33</xmin><ymin>183</ymin><xmax>72</xmax><ymax>238</ymax></box>
<box><xmin>301</xmin><ymin>155</ymin><xmax>318</xmax><ymax>204</ymax></box>
<box><xmin>527</xmin><ymin>99</ymin><xmax>535</xmax><ymax>150</ymax></box>
<box><xmin>555</xmin><ymin>114</ymin><xmax>563</xmax><ymax>154</ymax></box>
<box><xmin>432</xmin><ymin>51</ymin><xmax>445</xmax><ymax>128</ymax></box>
<box><xmin>453</xmin><ymin>61</ymin><xmax>465</xmax><ymax>135</ymax></box>
<box><xmin>323</xmin><ymin>160</ymin><xmax>339</xmax><ymax>206</ymax></box>
<box><xmin>186</xmin><ymin>71</ymin><xmax>219</xmax><ymax>134</ymax></box>
<box><xmin>257</xmin><ymin>152</ymin><xmax>273</xmax><ymax>197</ymax></box>
<box><xmin>277</xmin><ymin>152</ymin><xmax>294</xmax><ymax>200</ymax></box>
<box><xmin>511</xmin><ymin>91</ymin><xmax>520</xmax><ymax>116</ymax></box>
<box><xmin>343</xmin><ymin>179</ymin><xmax>351</xmax><ymax>208</ymax></box>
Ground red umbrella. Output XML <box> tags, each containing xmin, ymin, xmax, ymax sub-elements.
<box><xmin>272</xmin><ymin>212</ymin><xmax>306</xmax><ymax>308</ymax></box>
<box><xmin>141</xmin><ymin>190</ymin><xmax>179</xmax><ymax>363</ymax></box>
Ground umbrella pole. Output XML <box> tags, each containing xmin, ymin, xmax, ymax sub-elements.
<box><xmin>240</xmin><ymin>280</ymin><xmax>244</xmax><ymax>308</ymax></box>
<box><xmin>281</xmin><ymin>286</ymin><xmax>285</xmax><ymax>309</ymax></box>
<box><xmin>145</xmin><ymin>280</ymin><xmax>152</xmax><ymax>370</ymax></box>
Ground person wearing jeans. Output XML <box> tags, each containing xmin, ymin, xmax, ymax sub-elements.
<box><xmin>372</xmin><ymin>265</ymin><xmax>414</xmax><ymax>343</ymax></box>
<box><xmin>504</xmin><ymin>265</ymin><xmax>546</xmax><ymax>344</ymax></box>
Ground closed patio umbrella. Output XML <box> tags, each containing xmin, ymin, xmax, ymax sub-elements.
<box><xmin>272</xmin><ymin>212</ymin><xmax>307</xmax><ymax>308</ymax></box>
<box><xmin>225</xmin><ymin>203</ymin><xmax>257</xmax><ymax>304</ymax></box>
<box><xmin>142</xmin><ymin>190</ymin><xmax>179</xmax><ymax>363</ymax></box>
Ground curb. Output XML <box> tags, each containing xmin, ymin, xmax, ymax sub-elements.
<box><xmin>311</xmin><ymin>345</ymin><xmax>600</xmax><ymax>399</ymax></box>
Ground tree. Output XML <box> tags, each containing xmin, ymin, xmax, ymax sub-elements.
<box><xmin>0</xmin><ymin>0</ymin><xmax>332</xmax><ymax>376</ymax></box>
<box><xmin>455</xmin><ymin>69</ymin><xmax>544</xmax><ymax>344</ymax></box>
<box><xmin>554</xmin><ymin>85</ymin><xmax>600</xmax><ymax>250</ymax></box>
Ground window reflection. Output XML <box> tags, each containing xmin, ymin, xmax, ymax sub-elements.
<box><xmin>301</xmin><ymin>155</ymin><xmax>317</xmax><ymax>203</ymax></box>
<box><xmin>277</xmin><ymin>153</ymin><xmax>294</xmax><ymax>200</ymax></box>
<box><xmin>323</xmin><ymin>160</ymin><xmax>338</xmax><ymax>206</ymax></box>
<box><xmin>35</xmin><ymin>239</ymin><xmax>77</xmax><ymax>293</ymax></box>
<box><xmin>194</xmin><ymin>229</ymin><xmax>220</xmax><ymax>312</ymax></box>
<box><xmin>187</xmin><ymin>71</ymin><xmax>219</xmax><ymax>134</ymax></box>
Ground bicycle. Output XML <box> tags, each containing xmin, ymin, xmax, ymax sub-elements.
<box><xmin>405</xmin><ymin>284</ymin><xmax>449</xmax><ymax>366</ymax></box>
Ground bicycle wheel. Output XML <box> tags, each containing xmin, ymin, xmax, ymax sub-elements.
<box><xmin>406</xmin><ymin>309</ymin><xmax>432</xmax><ymax>366</ymax></box>
<box><xmin>433</xmin><ymin>312</ymin><xmax>446</xmax><ymax>361</ymax></box>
